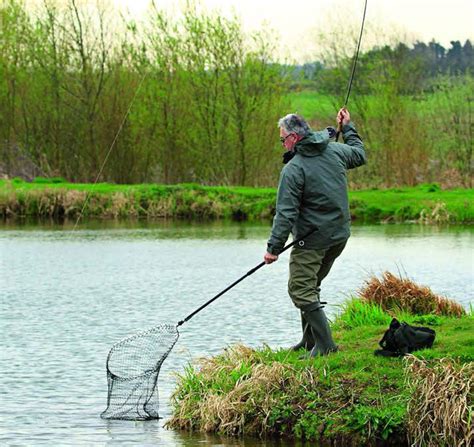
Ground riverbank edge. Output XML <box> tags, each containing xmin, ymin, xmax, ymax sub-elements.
<box><xmin>1</xmin><ymin>179</ymin><xmax>473</xmax><ymax>224</ymax></box>
<box><xmin>166</xmin><ymin>299</ymin><xmax>473</xmax><ymax>446</ymax></box>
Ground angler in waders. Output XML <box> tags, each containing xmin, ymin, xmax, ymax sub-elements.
<box><xmin>264</xmin><ymin>108</ymin><xmax>366</xmax><ymax>357</ymax></box>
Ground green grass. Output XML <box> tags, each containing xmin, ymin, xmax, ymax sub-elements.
<box><xmin>348</xmin><ymin>184</ymin><xmax>473</xmax><ymax>223</ymax></box>
<box><xmin>0</xmin><ymin>179</ymin><xmax>277</xmax><ymax>220</ymax></box>
<box><xmin>1</xmin><ymin>179</ymin><xmax>473</xmax><ymax>223</ymax></box>
<box><xmin>167</xmin><ymin>300</ymin><xmax>473</xmax><ymax>444</ymax></box>
<box><xmin>288</xmin><ymin>89</ymin><xmax>463</xmax><ymax>123</ymax></box>
<box><xmin>285</xmin><ymin>90</ymin><xmax>337</xmax><ymax>122</ymax></box>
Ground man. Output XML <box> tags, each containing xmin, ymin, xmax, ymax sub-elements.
<box><xmin>264</xmin><ymin>108</ymin><xmax>366</xmax><ymax>357</ymax></box>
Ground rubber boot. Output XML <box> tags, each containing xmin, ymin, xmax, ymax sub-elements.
<box><xmin>291</xmin><ymin>312</ymin><xmax>315</xmax><ymax>351</ymax></box>
<box><xmin>302</xmin><ymin>301</ymin><xmax>338</xmax><ymax>357</ymax></box>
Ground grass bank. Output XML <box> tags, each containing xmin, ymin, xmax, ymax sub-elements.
<box><xmin>166</xmin><ymin>274</ymin><xmax>473</xmax><ymax>446</ymax></box>
<box><xmin>0</xmin><ymin>179</ymin><xmax>472</xmax><ymax>223</ymax></box>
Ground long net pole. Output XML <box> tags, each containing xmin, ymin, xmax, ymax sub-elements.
<box><xmin>177</xmin><ymin>227</ymin><xmax>318</xmax><ymax>326</ymax></box>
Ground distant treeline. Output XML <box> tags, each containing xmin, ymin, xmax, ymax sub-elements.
<box><xmin>291</xmin><ymin>40</ymin><xmax>474</xmax><ymax>93</ymax></box>
<box><xmin>287</xmin><ymin>38</ymin><xmax>473</xmax><ymax>188</ymax></box>
<box><xmin>1</xmin><ymin>0</ymin><xmax>472</xmax><ymax>187</ymax></box>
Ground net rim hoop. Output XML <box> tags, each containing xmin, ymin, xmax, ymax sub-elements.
<box><xmin>105</xmin><ymin>323</ymin><xmax>179</xmax><ymax>381</ymax></box>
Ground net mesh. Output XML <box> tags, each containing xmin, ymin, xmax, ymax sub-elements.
<box><xmin>101</xmin><ymin>324</ymin><xmax>179</xmax><ymax>420</ymax></box>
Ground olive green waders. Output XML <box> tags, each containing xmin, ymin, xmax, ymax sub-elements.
<box><xmin>288</xmin><ymin>241</ymin><xmax>347</xmax><ymax>356</ymax></box>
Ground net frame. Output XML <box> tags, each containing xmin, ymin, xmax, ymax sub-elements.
<box><xmin>101</xmin><ymin>324</ymin><xmax>179</xmax><ymax>420</ymax></box>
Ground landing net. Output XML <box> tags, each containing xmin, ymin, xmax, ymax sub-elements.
<box><xmin>101</xmin><ymin>324</ymin><xmax>179</xmax><ymax>420</ymax></box>
<box><xmin>101</xmin><ymin>230</ymin><xmax>313</xmax><ymax>421</ymax></box>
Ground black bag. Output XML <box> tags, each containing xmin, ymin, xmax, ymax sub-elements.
<box><xmin>374</xmin><ymin>318</ymin><xmax>436</xmax><ymax>357</ymax></box>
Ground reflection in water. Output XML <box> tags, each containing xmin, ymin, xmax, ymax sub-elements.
<box><xmin>0</xmin><ymin>218</ymin><xmax>272</xmax><ymax>241</ymax></box>
<box><xmin>172</xmin><ymin>430</ymin><xmax>317</xmax><ymax>446</ymax></box>
<box><xmin>0</xmin><ymin>221</ymin><xmax>472</xmax><ymax>446</ymax></box>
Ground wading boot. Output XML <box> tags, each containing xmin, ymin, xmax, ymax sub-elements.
<box><xmin>290</xmin><ymin>311</ymin><xmax>315</xmax><ymax>351</ymax></box>
<box><xmin>301</xmin><ymin>301</ymin><xmax>338</xmax><ymax>357</ymax></box>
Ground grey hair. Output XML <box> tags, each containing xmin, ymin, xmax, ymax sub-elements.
<box><xmin>278</xmin><ymin>113</ymin><xmax>311</xmax><ymax>137</ymax></box>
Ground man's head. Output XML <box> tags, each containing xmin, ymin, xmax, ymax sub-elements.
<box><xmin>278</xmin><ymin>114</ymin><xmax>311</xmax><ymax>151</ymax></box>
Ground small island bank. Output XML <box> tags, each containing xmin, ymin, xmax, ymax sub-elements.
<box><xmin>166</xmin><ymin>273</ymin><xmax>473</xmax><ymax>447</ymax></box>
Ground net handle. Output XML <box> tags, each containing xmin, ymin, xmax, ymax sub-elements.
<box><xmin>177</xmin><ymin>227</ymin><xmax>318</xmax><ymax>326</ymax></box>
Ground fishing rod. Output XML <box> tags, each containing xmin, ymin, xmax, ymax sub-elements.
<box><xmin>335</xmin><ymin>0</ymin><xmax>368</xmax><ymax>142</ymax></box>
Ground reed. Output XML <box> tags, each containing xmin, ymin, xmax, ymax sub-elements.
<box><xmin>406</xmin><ymin>357</ymin><xmax>473</xmax><ymax>447</ymax></box>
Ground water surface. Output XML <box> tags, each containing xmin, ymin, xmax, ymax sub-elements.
<box><xmin>1</xmin><ymin>221</ymin><xmax>472</xmax><ymax>446</ymax></box>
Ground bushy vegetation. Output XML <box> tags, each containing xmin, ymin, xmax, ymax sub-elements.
<box><xmin>289</xmin><ymin>77</ymin><xmax>474</xmax><ymax>188</ymax></box>
<box><xmin>287</xmin><ymin>35</ymin><xmax>474</xmax><ymax>188</ymax></box>
<box><xmin>0</xmin><ymin>0</ymin><xmax>474</xmax><ymax>188</ymax></box>
<box><xmin>1</xmin><ymin>179</ymin><xmax>473</xmax><ymax>223</ymax></box>
<box><xmin>0</xmin><ymin>0</ymin><xmax>287</xmax><ymax>186</ymax></box>
<box><xmin>166</xmin><ymin>273</ymin><xmax>473</xmax><ymax>445</ymax></box>
<box><xmin>1</xmin><ymin>1</ymin><xmax>472</xmax><ymax>188</ymax></box>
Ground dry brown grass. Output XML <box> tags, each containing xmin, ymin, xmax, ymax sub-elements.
<box><xmin>198</xmin><ymin>362</ymin><xmax>291</xmax><ymax>435</ymax></box>
<box><xmin>146</xmin><ymin>196</ymin><xmax>175</xmax><ymax>218</ymax></box>
<box><xmin>166</xmin><ymin>345</ymin><xmax>314</xmax><ymax>436</ymax></box>
<box><xmin>62</xmin><ymin>190</ymin><xmax>87</xmax><ymax>217</ymax></box>
<box><xmin>107</xmin><ymin>192</ymin><xmax>136</xmax><ymax>218</ymax></box>
<box><xmin>418</xmin><ymin>202</ymin><xmax>451</xmax><ymax>224</ymax></box>
<box><xmin>405</xmin><ymin>357</ymin><xmax>473</xmax><ymax>447</ymax></box>
<box><xmin>359</xmin><ymin>271</ymin><xmax>465</xmax><ymax>317</ymax></box>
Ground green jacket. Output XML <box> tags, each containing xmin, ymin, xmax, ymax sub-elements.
<box><xmin>267</xmin><ymin>122</ymin><xmax>366</xmax><ymax>255</ymax></box>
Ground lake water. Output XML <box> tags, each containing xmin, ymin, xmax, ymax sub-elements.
<box><xmin>1</xmin><ymin>221</ymin><xmax>473</xmax><ymax>446</ymax></box>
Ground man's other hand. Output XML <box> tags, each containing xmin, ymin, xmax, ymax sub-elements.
<box><xmin>264</xmin><ymin>252</ymin><xmax>278</xmax><ymax>264</ymax></box>
<box><xmin>337</xmin><ymin>107</ymin><xmax>351</xmax><ymax>126</ymax></box>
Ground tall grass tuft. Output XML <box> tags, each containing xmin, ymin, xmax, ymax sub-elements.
<box><xmin>334</xmin><ymin>298</ymin><xmax>392</xmax><ymax>329</ymax></box>
<box><xmin>359</xmin><ymin>271</ymin><xmax>466</xmax><ymax>317</ymax></box>
<box><xmin>417</xmin><ymin>202</ymin><xmax>451</xmax><ymax>224</ymax></box>
<box><xmin>405</xmin><ymin>357</ymin><xmax>473</xmax><ymax>447</ymax></box>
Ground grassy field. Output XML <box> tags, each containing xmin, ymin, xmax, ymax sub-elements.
<box><xmin>166</xmin><ymin>274</ymin><xmax>473</xmax><ymax>445</ymax></box>
<box><xmin>286</xmin><ymin>89</ymin><xmax>456</xmax><ymax>122</ymax></box>
<box><xmin>1</xmin><ymin>179</ymin><xmax>472</xmax><ymax>223</ymax></box>
<box><xmin>285</xmin><ymin>90</ymin><xmax>338</xmax><ymax>123</ymax></box>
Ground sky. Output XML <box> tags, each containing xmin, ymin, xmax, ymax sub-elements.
<box><xmin>26</xmin><ymin>0</ymin><xmax>474</xmax><ymax>62</ymax></box>
<box><xmin>116</xmin><ymin>0</ymin><xmax>474</xmax><ymax>61</ymax></box>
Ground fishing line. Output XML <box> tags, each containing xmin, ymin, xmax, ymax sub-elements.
<box><xmin>336</xmin><ymin>0</ymin><xmax>368</xmax><ymax>141</ymax></box>
<box><xmin>72</xmin><ymin>70</ymin><xmax>148</xmax><ymax>231</ymax></box>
